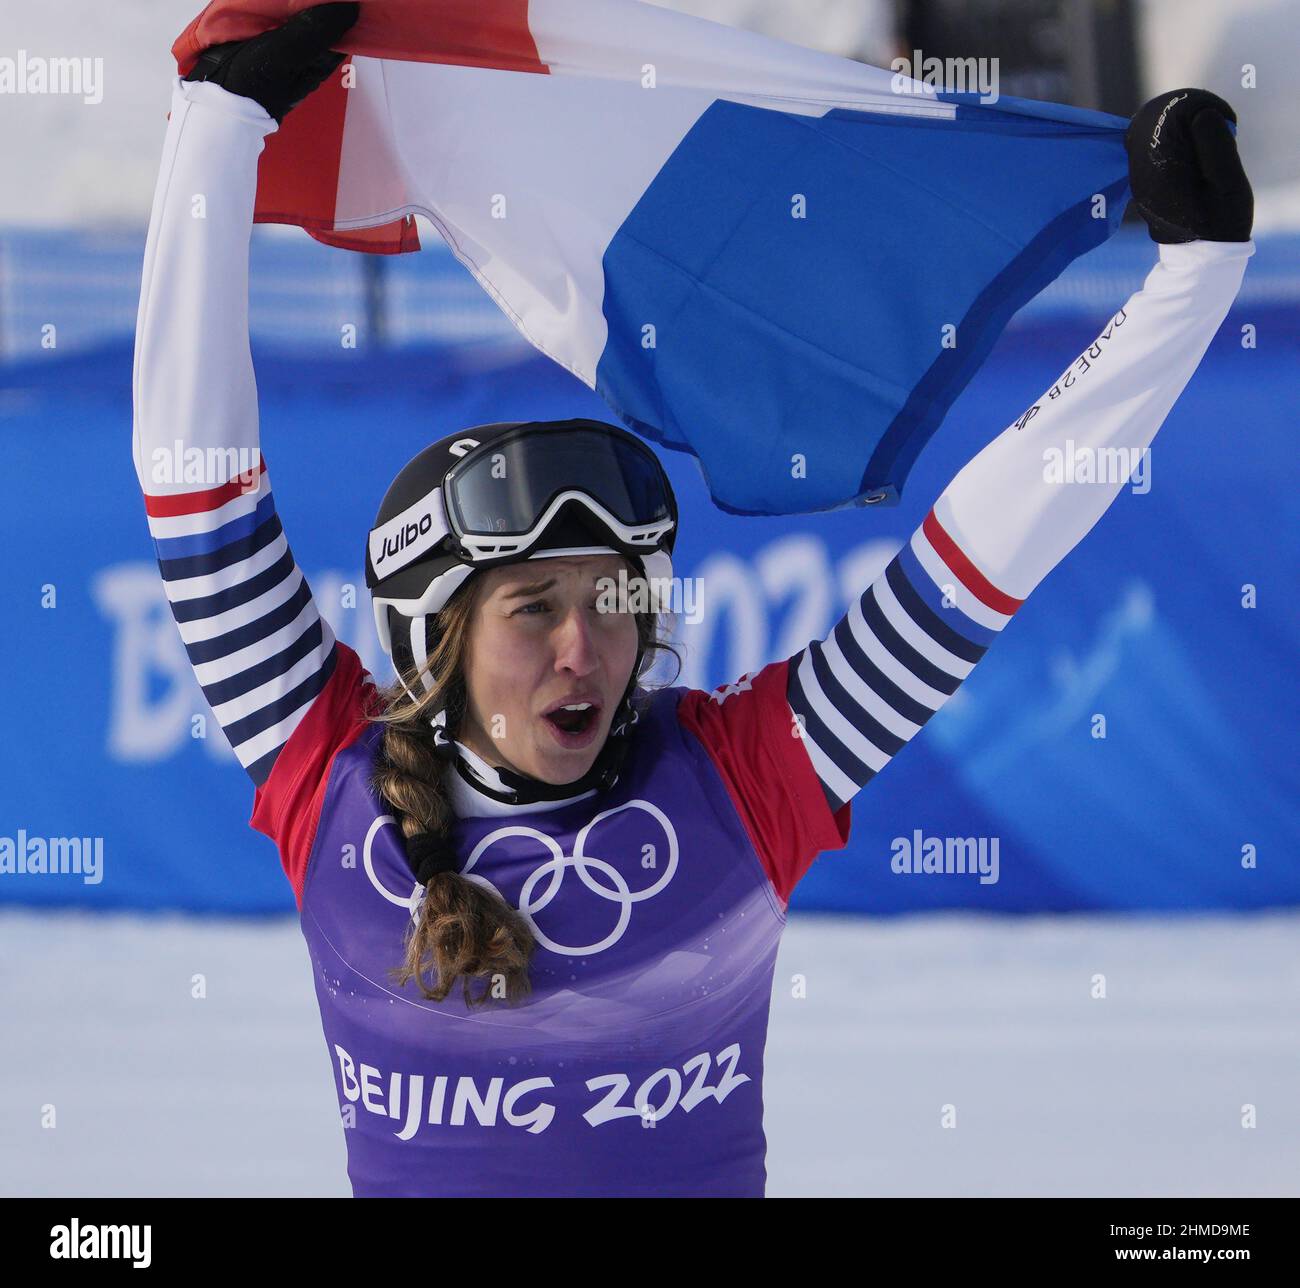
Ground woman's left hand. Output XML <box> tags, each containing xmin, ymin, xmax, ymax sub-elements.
<box><xmin>1125</xmin><ymin>87</ymin><xmax>1254</xmax><ymax>243</ymax></box>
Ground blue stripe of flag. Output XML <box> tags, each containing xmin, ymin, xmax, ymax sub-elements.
<box><xmin>595</xmin><ymin>93</ymin><xmax>1128</xmax><ymax>516</ymax></box>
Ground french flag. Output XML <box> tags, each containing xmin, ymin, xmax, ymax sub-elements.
<box><xmin>174</xmin><ymin>0</ymin><xmax>1131</xmax><ymax>516</ymax></box>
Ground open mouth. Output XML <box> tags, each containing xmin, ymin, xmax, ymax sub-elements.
<box><xmin>542</xmin><ymin>700</ymin><xmax>601</xmax><ymax>741</ymax></box>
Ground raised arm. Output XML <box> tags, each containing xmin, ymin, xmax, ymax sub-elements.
<box><xmin>132</xmin><ymin>6</ymin><xmax>358</xmax><ymax>786</ymax></box>
<box><xmin>788</xmin><ymin>234</ymin><xmax>1251</xmax><ymax>815</ymax></box>
<box><xmin>789</xmin><ymin>88</ymin><xmax>1255</xmax><ymax>819</ymax></box>
<box><xmin>680</xmin><ymin>90</ymin><xmax>1254</xmax><ymax>902</ymax></box>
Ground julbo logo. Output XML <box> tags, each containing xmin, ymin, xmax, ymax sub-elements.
<box><xmin>363</xmin><ymin>801</ymin><xmax>680</xmax><ymax>957</ymax></box>
<box><xmin>374</xmin><ymin>512</ymin><xmax>434</xmax><ymax>568</ymax></box>
<box><xmin>368</xmin><ymin>491</ymin><xmax>444</xmax><ymax>578</ymax></box>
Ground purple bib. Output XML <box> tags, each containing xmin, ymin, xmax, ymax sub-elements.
<box><xmin>298</xmin><ymin>687</ymin><xmax>787</xmax><ymax>1196</ymax></box>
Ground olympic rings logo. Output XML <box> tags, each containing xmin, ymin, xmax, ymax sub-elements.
<box><xmin>362</xmin><ymin>800</ymin><xmax>679</xmax><ymax>957</ymax></box>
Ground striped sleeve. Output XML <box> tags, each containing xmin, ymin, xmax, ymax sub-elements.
<box><xmin>134</xmin><ymin>77</ymin><xmax>339</xmax><ymax>787</ymax></box>
<box><xmin>788</xmin><ymin>508</ymin><xmax>1020</xmax><ymax>813</ymax></box>
<box><xmin>789</xmin><ymin>237</ymin><xmax>1251</xmax><ymax>816</ymax></box>
<box><xmin>144</xmin><ymin>461</ymin><xmax>338</xmax><ymax>785</ymax></box>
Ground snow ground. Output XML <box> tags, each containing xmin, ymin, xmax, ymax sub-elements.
<box><xmin>1</xmin><ymin>908</ymin><xmax>1295</xmax><ymax>1197</ymax></box>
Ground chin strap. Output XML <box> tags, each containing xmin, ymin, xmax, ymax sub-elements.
<box><xmin>427</xmin><ymin>666</ymin><xmax>643</xmax><ymax>807</ymax></box>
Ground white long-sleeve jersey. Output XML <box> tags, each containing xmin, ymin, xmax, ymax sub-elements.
<box><xmin>133</xmin><ymin>79</ymin><xmax>336</xmax><ymax>785</ymax></box>
<box><xmin>133</xmin><ymin>76</ymin><xmax>1251</xmax><ymax>809</ymax></box>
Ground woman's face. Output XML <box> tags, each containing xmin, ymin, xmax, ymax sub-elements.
<box><xmin>458</xmin><ymin>553</ymin><xmax>641</xmax><ymax>785</ymax></box>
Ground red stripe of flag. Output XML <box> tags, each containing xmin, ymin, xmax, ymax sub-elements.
<box><xmin>144</xmin><ymin>457</ymin><xmax>266</xmax><ymax>518</ymax></box>
<box><xmin>173</xmin><ymin>1</ymin><xmax>544</xmax><ymax>255</ymax></box>
<box><xmin>173</xmin><ymin>1</ymin><xmax>545</xmax><ymax>77</ymax></box>
<box><xmin>922</xmin><ymin>509</ymin><xmax>1023</xmax><ymax>617</ymax></box>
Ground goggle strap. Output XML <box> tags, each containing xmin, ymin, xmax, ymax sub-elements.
<box><xmin>368</xmin><ymin>487</ymin><xmax>450</xmax><ymax>581</ymax></box>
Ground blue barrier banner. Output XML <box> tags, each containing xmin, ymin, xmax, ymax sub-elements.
<box><xmin>1</xmin><ymin>241</ymin><xmax>1296</xmax><ymax>915</ymax></box>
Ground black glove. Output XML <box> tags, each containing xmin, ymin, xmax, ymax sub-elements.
<box><xmin>1125</xmin><ymin>88</ymin><xmax>1253</xmax><ymax>243</ymax></box>
<box><xmin>183</xmin><ymin>1</ymin><xmax>360</xmax><ymax>124</ymax></box>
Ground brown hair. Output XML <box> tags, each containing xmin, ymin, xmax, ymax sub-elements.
<box><xmin>370</xmin><ymin>562</ymin><xmax>680</xmax><ymax>1007</ymax></box>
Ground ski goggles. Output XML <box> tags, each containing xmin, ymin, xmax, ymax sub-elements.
<box><xmin>446</xmin><ymin>422</ymin><xmax>675</xmax><ymax>557</ymax></box>
<box><xmin>367</xmin><ymin>422</ymin><xmax>676</xmax><ymax>585</ymax></box>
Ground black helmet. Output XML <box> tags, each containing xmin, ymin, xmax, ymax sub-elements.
<box><xmin>364</xmin><ymin>418</ymin><xmax>678</xmax><ymax>803</ymax></box>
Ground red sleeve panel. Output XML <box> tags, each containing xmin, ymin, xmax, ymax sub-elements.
<box><xmin>250</xmin><ymin>642</ymin><xmax>382</xmax><ymax>906</ymax></box>
<box><xmin>677</xmin><ymin>659</ymin><xmax>851</xmax><ymax>905</ymax></box>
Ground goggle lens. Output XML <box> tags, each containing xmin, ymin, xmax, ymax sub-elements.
<box><xmin>446</xmin><ymin>427</ymin><xmax>671</xmax><ymax>538</ymax></box>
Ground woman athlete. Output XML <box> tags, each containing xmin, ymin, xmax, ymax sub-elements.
<box><xmin>132</xmin><ymin>6</ymin><xmax>1254</xmax><ymax>1197</ymax></box>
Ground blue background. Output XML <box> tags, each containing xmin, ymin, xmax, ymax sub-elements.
<box><xmin>0</xmin><ymin>228</ymin><xmax>1296</xmax><ymax>915</ymax></box>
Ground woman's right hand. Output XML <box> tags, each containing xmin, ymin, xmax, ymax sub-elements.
<box><xmin>183</xmin><ymin>1</ymin><xmax>360</xmax><ymax>124</ymax></box>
